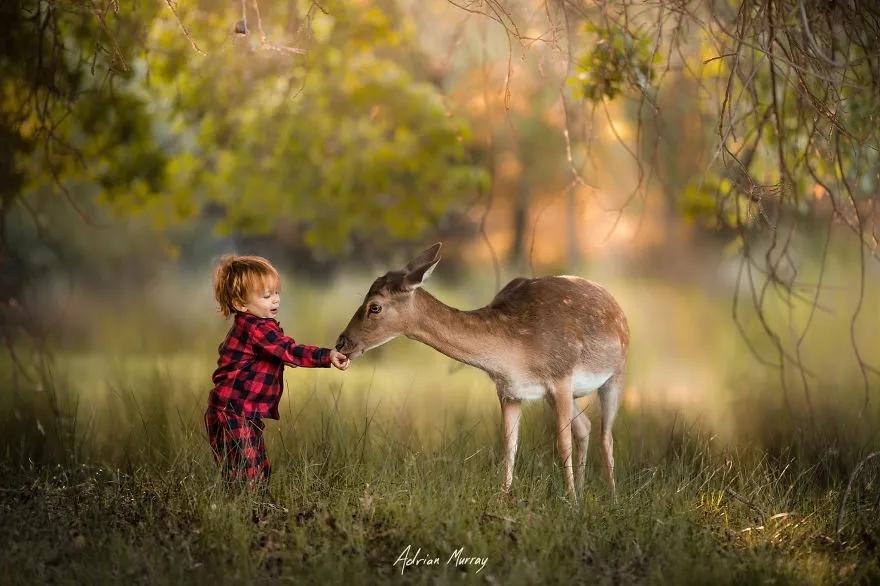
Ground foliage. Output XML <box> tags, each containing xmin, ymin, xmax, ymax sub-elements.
<box><xmin>572</xmin><ymin>22</ymin><xmax>658</xmax><ymax>103</ymax></box>
<box><xmin>0</xmin><ymin>1</ymin><xmax>163</xmax><ymax>209</ymax></box>
<box><xmin>128</xmin><ymin>0</ymin><xmax>487</xmax><ymax>254</ymax></box>
<box><xmin>2</xmin><ymin>0</ymin><xmax>488</xmax><ymax>260</ymax></box>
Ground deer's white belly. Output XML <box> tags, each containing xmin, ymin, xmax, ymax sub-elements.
<box><xmin>505</xmin><ymin>380</ymin><xmax>546</xmax><ymax>401</ymax></box>
<box><xmin>502</xmin><ymin>369</ymin><xmax>613</xmax><ymax>401</ymax></box>
<box><xmin>572</xmin><ymin>369</ymin><xmax>613</xmax><ymax>397</ymax></box>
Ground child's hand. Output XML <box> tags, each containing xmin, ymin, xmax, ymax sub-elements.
<box><xmin>329</xmin><ymin>349</ymin><xmax>350</xmax><ymax>370</ymax></box>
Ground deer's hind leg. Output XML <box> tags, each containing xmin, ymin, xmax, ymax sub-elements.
<box><xmin>598</xmin><ymin>372</ymin><xmax>623</xmax><ymax>499</ymax></box>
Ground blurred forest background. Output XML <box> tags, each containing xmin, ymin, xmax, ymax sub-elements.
<box><xmin>1</xmin><ymin>0</ymin><xmax>879</xmax><ymax>583</ymax></box>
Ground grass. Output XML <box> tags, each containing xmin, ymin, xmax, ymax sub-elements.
<box><xmin>2</xmin><ymin>266</ymin><xmax>879</xmax><ymax>584</ymax></box>
<box><xmin>1</xmin><ymin>349</ymin><xmax>878</xmax><ymax>585</ymax></box>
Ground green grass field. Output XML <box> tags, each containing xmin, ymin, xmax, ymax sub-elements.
<box><xmin>1</xmin><ymin>270</ymin><xmax>879</xmax><ymax>584</ymax></box>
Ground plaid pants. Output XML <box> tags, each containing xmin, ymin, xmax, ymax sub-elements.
<box><xmin>204</xmin><ymin>406</ymin><xmax>271</xmax><ymax>483</ymax></box>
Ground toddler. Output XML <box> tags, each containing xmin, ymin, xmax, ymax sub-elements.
<box><xmin>206</xmin><ymin>255</ymin><xmax>349</xmax><ymax>485</ymax></box>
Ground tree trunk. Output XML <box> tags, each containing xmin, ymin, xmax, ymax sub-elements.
<box><xmin>509</xmin><ymin>179</ymin><xmax>530</xmax><ymax>266</ymax></box>
<box><xmin>566</xmin><ymin>187</ymin><xmax>580</xmax><ymax>268</ymax></box>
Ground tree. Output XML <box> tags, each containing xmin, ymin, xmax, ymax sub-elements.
<box><xmin>1</xmin><ymin>0</ymin><xmax>164</xmax><ymax>357</ymax></box>
<box><xmin>138</xmin><ymin>0</ymin><xmax>488</xmax><ymax>255</ymax></box>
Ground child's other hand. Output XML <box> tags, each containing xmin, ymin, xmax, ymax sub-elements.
<box><xmin>329</xmin><ymin>349</ymin><xmax>350</xmax><ymax>370</ymax></box>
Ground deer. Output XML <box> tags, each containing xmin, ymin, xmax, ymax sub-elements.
<box><xmin>334</xmin><ymin>243</ymin><xmax>629</xmax><ymax>501</ymax></box>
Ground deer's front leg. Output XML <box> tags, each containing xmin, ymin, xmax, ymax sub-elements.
<box><xmin>550</xmin><ymin>379</ymin><xmax>576</xmax><ymax>500</ymax></box>
<box><xmin>571</xmin><ymin>399</ymin><xmax>591</xmax><ymax>494</ymax></box>
<box><xmin>498</xmin><ymin>393</ymin><xmax>522</xmax><ymax>493</ymax></box>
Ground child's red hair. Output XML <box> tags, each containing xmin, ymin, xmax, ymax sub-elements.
<box><xmin>213</xmin><ymin>255</ymin><xmax>281</xmax><ymax>317</ymax></box>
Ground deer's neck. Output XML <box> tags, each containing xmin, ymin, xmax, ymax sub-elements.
<box><xmin>406</xmin><ymin>289</ymin><xmax>501</xmax><ymax>372</ymax></box>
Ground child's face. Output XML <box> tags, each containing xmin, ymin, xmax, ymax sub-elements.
<box><xmin>238</xmin><ymin>285</ymin><xmax>280</xmax><ymax>319</ymax></box>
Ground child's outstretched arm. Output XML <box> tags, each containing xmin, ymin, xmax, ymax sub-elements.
<box><xmin>249</xmin><ymin>319</ymin><xmax>332</xmax><ymax>368</ymax></box>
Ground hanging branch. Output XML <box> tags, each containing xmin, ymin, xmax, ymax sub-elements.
<box><xmin>164</xmin><ymin>0</ymin><xmax>206</xmax><ymax>55</ymax></box>
<box><xmin>236</xmin><ymin>0</ymin><xmax>307</xmax><ymax>55</ymax></box>
<box><xmin>438</xmin><ymin>0</ymin><xmax>879</xmax><ymax>417</ymax></box>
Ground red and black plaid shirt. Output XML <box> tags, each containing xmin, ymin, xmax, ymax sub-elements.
<box><xmin>209</xmin><ymin>312</ymin><xmax>332</xmax><ymax>419</ymax></box>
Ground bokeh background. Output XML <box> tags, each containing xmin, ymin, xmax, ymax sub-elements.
<box><xmin>2</xmin><ymin>0</ymin><xmax>879</xmax><ymax>583</ymax></box>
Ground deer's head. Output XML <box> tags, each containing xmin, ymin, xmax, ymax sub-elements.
<box><xmin>335</xmin><ymin>243</ymin><xmax>441</xmax><ymax>359</ymax></box>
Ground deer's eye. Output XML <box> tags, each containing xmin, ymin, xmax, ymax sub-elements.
<box><xmin>368</xmin><ymin>303</ymin><xmax>382</xmax><ymax>314</ymax></box>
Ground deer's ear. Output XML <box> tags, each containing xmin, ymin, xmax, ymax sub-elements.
<box><xmin>404</xmin><ymin>243</ymin><xmax>442</xmax><ymax>273</ymax></box>
<box><xmin>403</xmin><ymin>256</ymin><xmax>440</xmax><ymax>290</ymax></box>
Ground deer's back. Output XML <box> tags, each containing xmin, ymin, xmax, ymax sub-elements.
<box><xmin>484</xmin><ymin>276</ymin><xmax>629</xmax><ymax>383</ymax></box>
